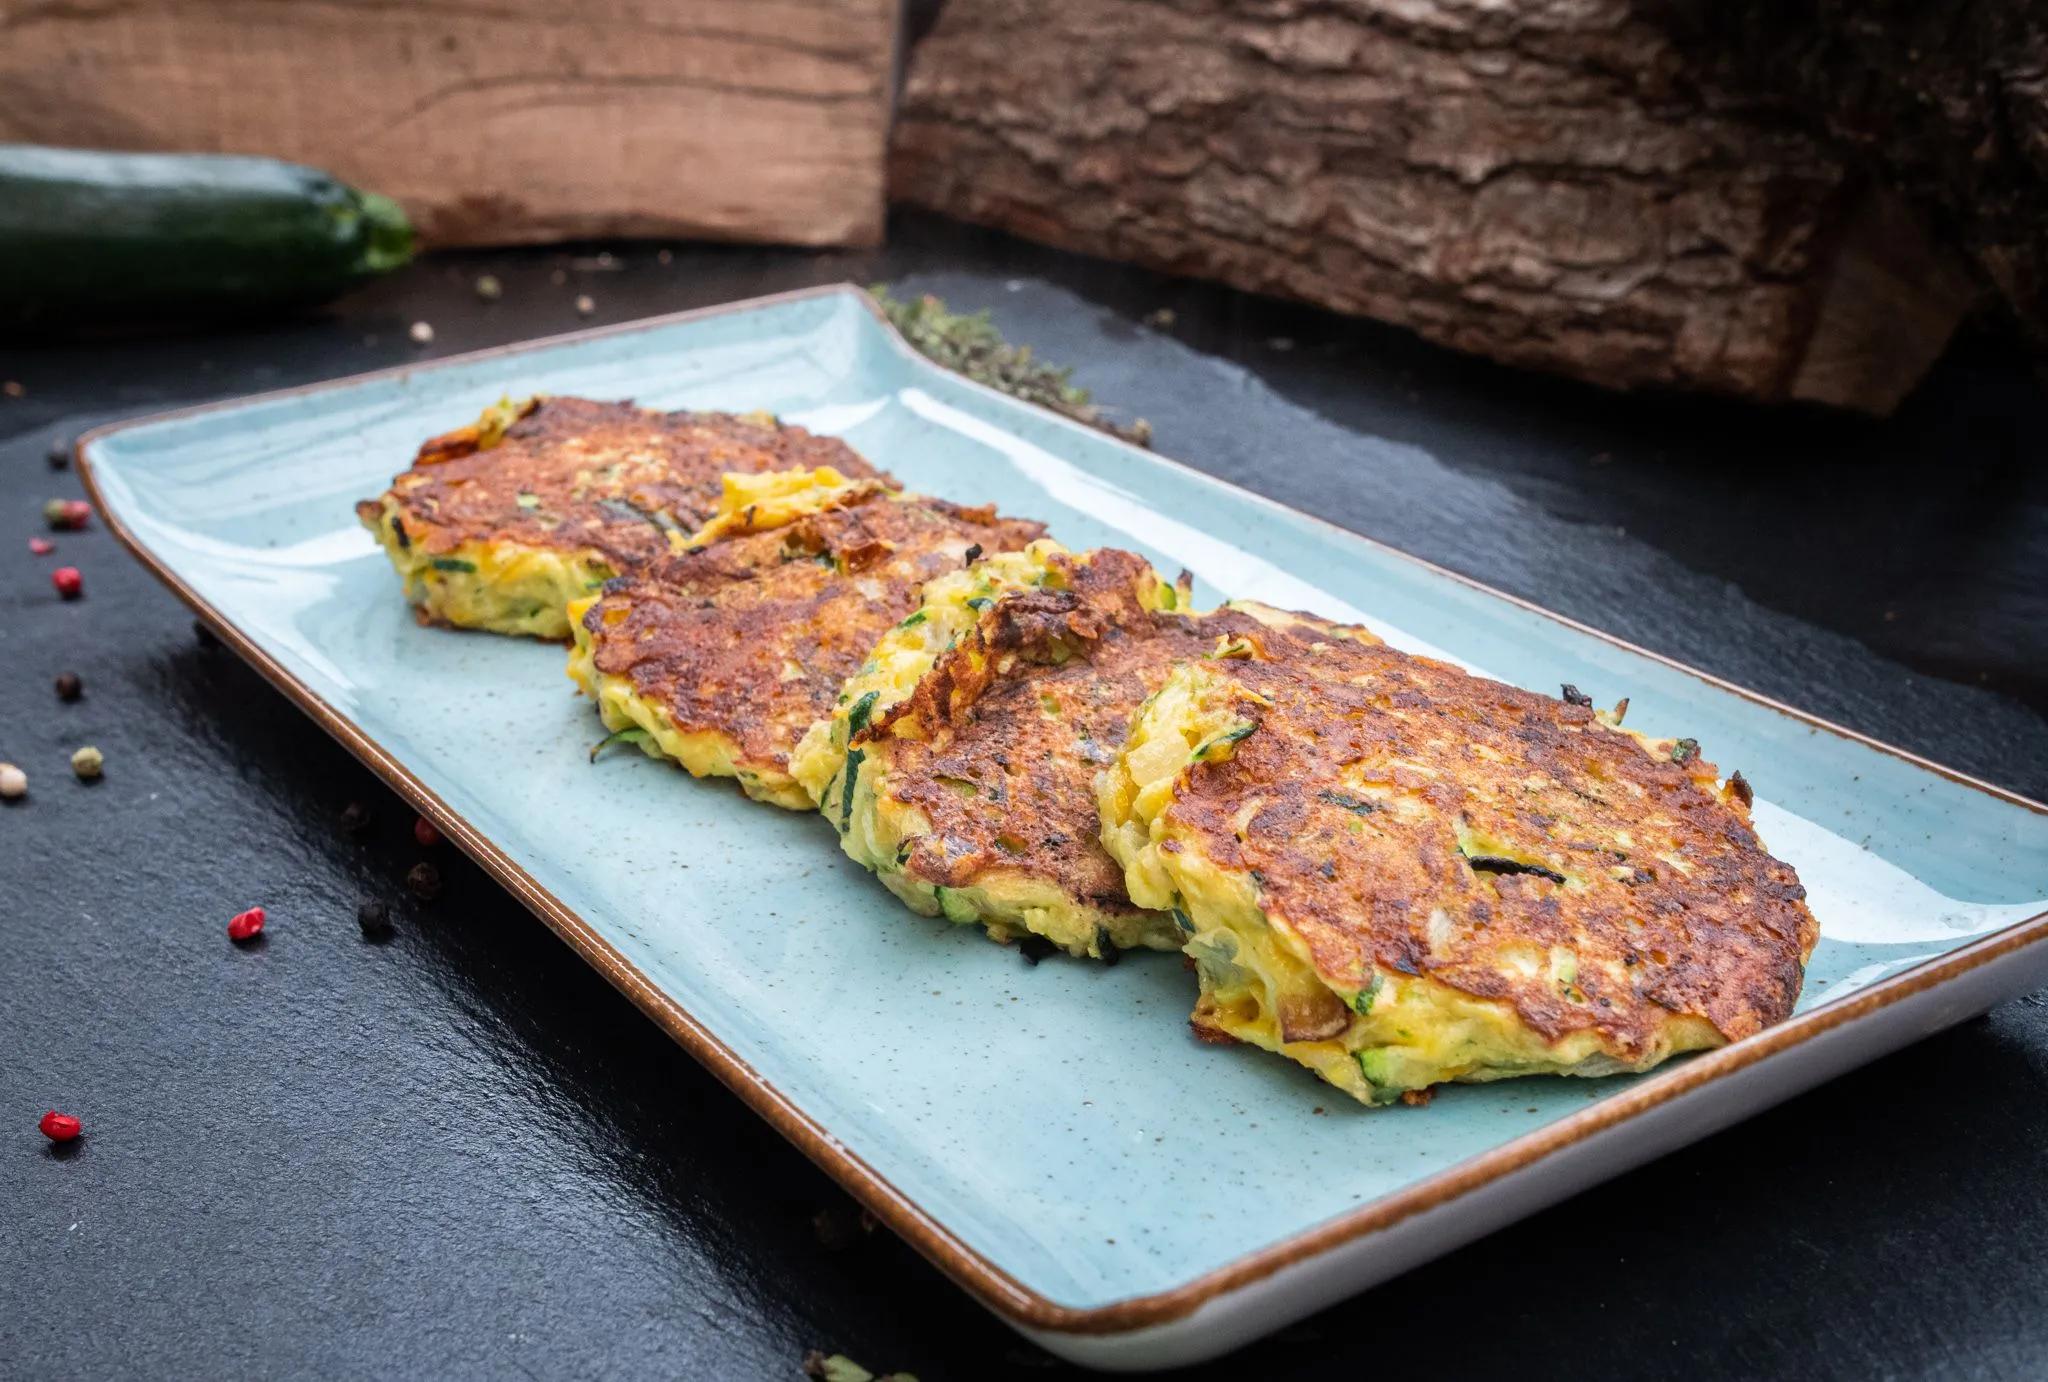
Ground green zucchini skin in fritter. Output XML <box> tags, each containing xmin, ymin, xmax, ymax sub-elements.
<box><xmin>1098</xmin><ymin>638</ymin><xmax>1819</xmax><ymax>1104</ymax></box>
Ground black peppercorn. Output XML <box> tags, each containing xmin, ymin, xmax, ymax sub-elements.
<box><xmin>339</xmin><ymin>800</ymin><xmax>373</xmax><ymax>835</ymax></box>
<box><xmin>357</xmin><ymin>898</ymin><xmax>393</xmax><ymax>937</ymax></box>
<box><xmin>406</xmin><ymin>861</ymin><xmax>442</xmax><ymax>901</ymax></box>
<box><xmin>46</xmin><ymin>439</ymin><xmax>70</xmax><ymax>470</ymax></box>
<box><xmin>53</xmin><ymin>672</ymin><xmax>82</xmax><ymax>702</ymax></box>
<box><xmin>810</xmin><ymin>1206</ymin><xmax>867</xmax><ymax>1251</ymax></box>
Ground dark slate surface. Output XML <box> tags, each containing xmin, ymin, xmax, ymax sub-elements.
<box><xmin>4</xmin><ymin>215</ymin><xmax>2046</xmax><ymax>1380</ymax></box>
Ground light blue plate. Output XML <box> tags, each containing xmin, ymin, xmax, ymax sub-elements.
<box><xmin>80</xmin><ymin>286</ymin><xmax>2048</xmax><ymax>1371</ymax></box>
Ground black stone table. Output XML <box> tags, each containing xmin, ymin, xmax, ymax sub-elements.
<box><xmin>5</xmin><ymin>215</ymin><xmax>2046</xmax><ymax>1379</ymax></box>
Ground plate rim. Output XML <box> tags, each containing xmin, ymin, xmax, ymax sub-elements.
<box><xmin>73</xmin><ymin>281</ymin><xmax>2048</xmax><ymax>1338</ymax></box>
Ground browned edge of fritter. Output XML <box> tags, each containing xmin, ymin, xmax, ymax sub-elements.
<box><xmin>857</xmin><ymin>549</ymin><xmax>1322</xmax><ymax>919</ymax></box>
<box><xmin>356</xmin><ymin>394</ymin><xmax>892</xmax><ymax>571</ymax></box>
<box><xmin>582</xmin><ymin>490</ymin><xmax>1045</xmax><ymax>773</ymax></box>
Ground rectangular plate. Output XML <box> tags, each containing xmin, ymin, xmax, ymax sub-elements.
<box><xmin>81</xmin><ymin>286</ymin><xmax>2048</xmax><ymax>1371</ymax></box>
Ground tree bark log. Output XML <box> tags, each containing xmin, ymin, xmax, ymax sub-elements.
<box><xmin>1675</xmin><ymin>0</ymin><xmax>2048</xmax><ymax>354</ymax></box>
<box><xmin>890</xmin><ymin>0</ymin><xmax>1979</xmax><ymax>413</ymax></box>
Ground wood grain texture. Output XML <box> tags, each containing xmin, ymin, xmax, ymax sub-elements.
<box><xmin>0</xmin><ymin>0</ymin><xmax>899</xmax><ymax>248</ymax></box>
<box><xmin>890</xmin><ymin>0</ymin><xmax>1976</xmax><ymax>412</ymax></box>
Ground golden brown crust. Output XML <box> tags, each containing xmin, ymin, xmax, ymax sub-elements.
<box><xmin>863</xmin><ymin>550</ymin><xmax>1313</xmax><ymax>919</ymax></box>
<box><xmin>1165</xmin><ymin>643</ymin><xmax>1819</xmax><ymax>1052</ymax></box>
<box><xmin>354</xmin><ymin>396</ymin><xmax>888</xmax><ymax>571</ymax></box>
<box><xmin>581</xmin><ymin>493</ymin><xmax>1043</xmax><ymax>775</ymax></box>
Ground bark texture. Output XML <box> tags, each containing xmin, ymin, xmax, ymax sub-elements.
<box><xmin>1680</xmin><ymin>0</ymin><xmax>2048</xmax><ymax>352</ymax></box>
<box><xmin>0</xmin><ymin>0</ymin><xmax>899</xmax><ymax>248</ymax></box>
<box><xmin>891</xmin><ymin>0</ymin><xmax>1978</xmax><ymax>412</ymax></box>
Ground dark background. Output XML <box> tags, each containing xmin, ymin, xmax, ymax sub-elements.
<box><xmin>5</xmin><ymin>215</ymin><xmax>2046</xmax><ymax>1380</ymax></box>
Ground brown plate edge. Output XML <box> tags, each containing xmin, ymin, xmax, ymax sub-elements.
<box><xmin>72</xmin><ymin>281</ymin><xmax>2048</xmax><ymax>1339</ymax></box>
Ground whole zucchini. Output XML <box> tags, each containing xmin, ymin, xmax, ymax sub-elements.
<box><xmin>0</xmin><ymin>145</ymin><xmax>413</xmax><ymax>328</ymax></box>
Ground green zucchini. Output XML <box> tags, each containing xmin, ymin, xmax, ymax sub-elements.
<box><xmin>588</xmin><ymin>727</ymin><xmax>651</xmax><ymax>763</ymax></box>
<box><xmin>0</xmin><ymin>145</ymin><xmax>413</xmax><ymax>326</ymax></box>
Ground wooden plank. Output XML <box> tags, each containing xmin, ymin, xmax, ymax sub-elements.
<box><xmin>0</xmin><ymin>0</ymin><xmax>898</xmax><ymax>248</ymax></box>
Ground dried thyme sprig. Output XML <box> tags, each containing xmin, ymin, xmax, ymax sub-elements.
<box><xmin>869</xmin><ymin>285</ymin><xmax>1152</xmax><ymax>447</ymax></box>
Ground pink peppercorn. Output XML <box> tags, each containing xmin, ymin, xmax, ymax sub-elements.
<box><xmin>227</xmin><ymin>907</ymin><xmax>266</xmax><ymax>943</ymax></box>
<box><xmin>52</xmin><ymin>566</ymin><xmax>82</xmax><ymax>598</ymax></box>
<box><xmin>39</xmin><ymin>1111</ymin><xmax>81</xmax><ymax>1143</ymax></box>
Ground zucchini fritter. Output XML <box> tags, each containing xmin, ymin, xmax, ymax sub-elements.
<box><xmin>355</xmin><ymin>395</ymin><xmax>887</xmax><ymax>638</ymax></box>
<box><xmin>812</xmin><ymin>544</ymin><xmax>1348</xmax><ymax>960</ymax></box>
<box><xmin>566</xmin><ymin>483</ymin><xmax>1043</xmax><ymax>809</ymax></box>
<box><xmin>788</xmin><ymin>539</ymin><xmax>1122</xmax><ymax>809</ymax></box>
<box><xmin>1097</xmin><ymin>642</ymin><xmax>1818</xmax><ymax>1105</ymax></box>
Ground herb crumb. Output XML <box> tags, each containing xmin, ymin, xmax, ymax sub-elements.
<box><xmin>1727</xmin><ymin>769</ymin><xmax>1753</xmax><ymax>807</ymax></box>
<box><xmin>870</xmin><ymin>285</ymin><xmax>1150</xmax><ymax>447</ymax></box>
